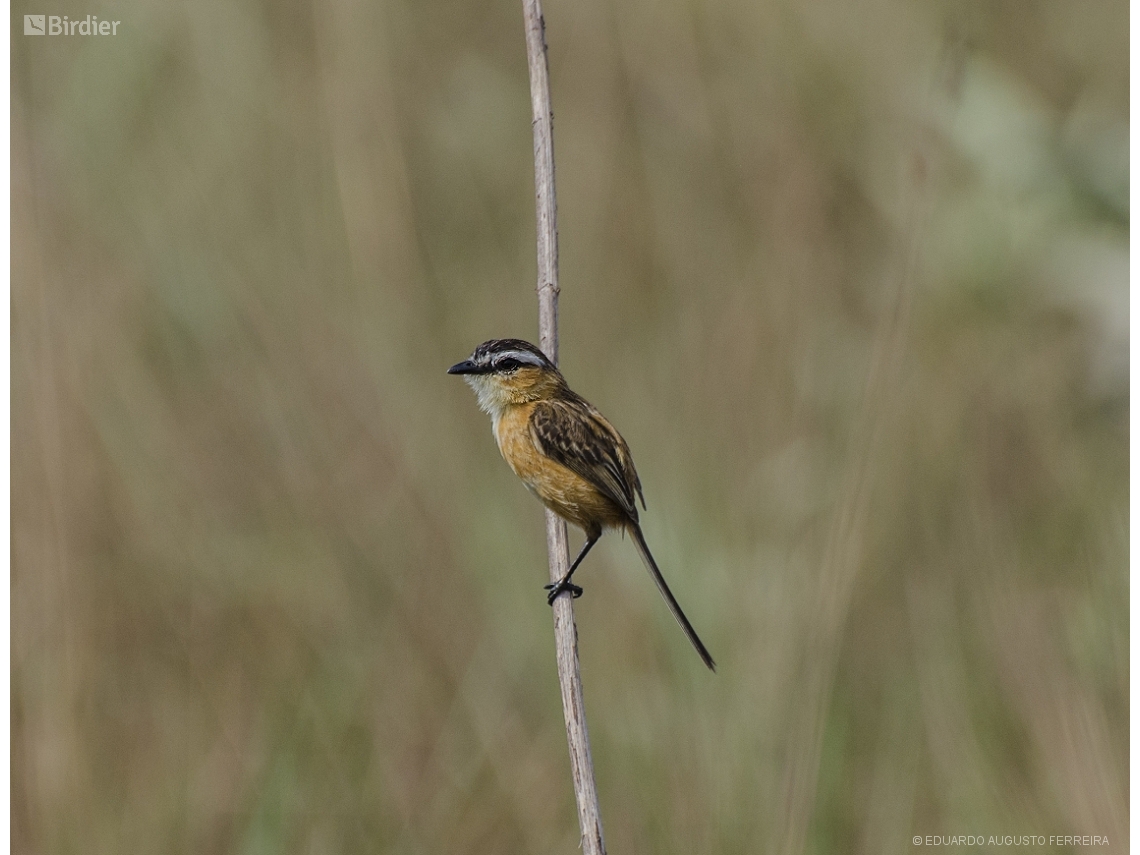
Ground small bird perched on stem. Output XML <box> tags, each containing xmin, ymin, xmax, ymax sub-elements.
<box><xmin>449</xmin><ymin>339</ymin><xmax>715</xmax><ymax>671</ymax></box>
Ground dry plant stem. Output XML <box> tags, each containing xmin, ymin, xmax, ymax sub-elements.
<box><xmin>521</xmin><ymin>2</ymin><xmax>606</xmax><ymax>853</ymax></box>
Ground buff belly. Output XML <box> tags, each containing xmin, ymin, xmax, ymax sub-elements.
<box><xmin>493</xmin><ymin>405</ymin><xmax>627</xmax><ymax>535</ymax></box>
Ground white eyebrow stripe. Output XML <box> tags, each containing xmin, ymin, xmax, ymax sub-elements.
<box><xmin>495</xmin><ymin>349</ymin><xmax>546</xmax><ymax>367</ymax></box>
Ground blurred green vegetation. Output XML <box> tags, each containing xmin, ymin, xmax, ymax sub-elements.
<box><xmin>12</xmin><ymin>0</ymin><xmax>1127</xmax><ymax>852</ymax></box>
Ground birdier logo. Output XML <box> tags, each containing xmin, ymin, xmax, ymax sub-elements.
<box><xmin>24</xmin><ymin>14</ymin><xmax>121</xmax><ymax>35</ymax></box>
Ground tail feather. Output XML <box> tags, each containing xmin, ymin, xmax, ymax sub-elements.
<box><xmin>629</xmin><ymin>524</ymin><xmax>716</xmax><ymax>672</ymax></box>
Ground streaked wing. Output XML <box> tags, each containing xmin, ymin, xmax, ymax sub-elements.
<box><xmin>529</xmin><ymin>395</ymin><xmax>644</xmax><ymax>520</ymax></box>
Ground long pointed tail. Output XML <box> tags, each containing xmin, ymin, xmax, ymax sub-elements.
<box><xmin>629</xmin><ymin>524</ymin><xmax>716</xmax><ymax>672</ymax></box>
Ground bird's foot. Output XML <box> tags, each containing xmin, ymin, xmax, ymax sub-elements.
<box><xmin>544</xmin><ymin>580</ymin><xmax>584</xmax><ymax>605</ymax></box>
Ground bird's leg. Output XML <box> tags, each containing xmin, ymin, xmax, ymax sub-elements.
<box><xmin>545</xmin><ymin>534</ymin><xmax>599</xmax><ymax>604</ymax></box>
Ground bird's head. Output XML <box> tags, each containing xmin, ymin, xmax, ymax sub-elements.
<box><xmin>448</xmin><ymin>339</ymin><xmax>565</xmax><ymax>415</ymax></box>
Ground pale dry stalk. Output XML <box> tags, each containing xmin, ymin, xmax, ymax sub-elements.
<box><xmin>521</xmin><ymin>1</ymin><xmax>607</xmax><ymax>853</ymax></box>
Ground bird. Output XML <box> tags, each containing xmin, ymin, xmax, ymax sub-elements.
<box><xmin>448</xmin><ymin>338</ymin><xmax>715</xmax><ymax>671</ymax></box>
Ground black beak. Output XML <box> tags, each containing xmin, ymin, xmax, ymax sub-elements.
<box><xmin>447</xmin><ymin>359</ymin><xmax>482</xmax><ymax>375</ymax></box>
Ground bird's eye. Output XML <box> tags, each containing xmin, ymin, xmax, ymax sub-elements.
<box><xmin>496</xmin><ymin>358</ymin><xmax>522</xmax><ymax>372</ymax></box>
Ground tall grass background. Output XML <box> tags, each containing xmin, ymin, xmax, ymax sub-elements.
<box><xmin>12</xmin><ymin>0</ymin><xmax>1128</xmax><ymax>852</ymax></box>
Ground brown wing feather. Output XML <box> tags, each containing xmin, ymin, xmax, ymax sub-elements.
<box><xmin>529</xmin><ymin>394</ymin><xmax>644</xmax><ymax>521</ymax></box>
